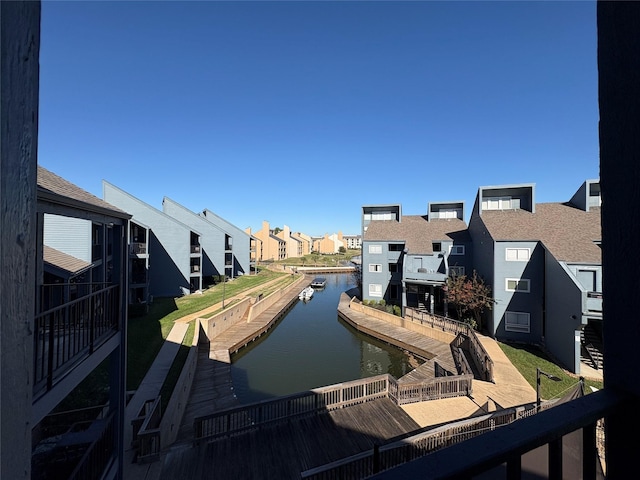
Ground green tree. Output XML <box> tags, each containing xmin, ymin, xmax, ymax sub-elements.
<box><xmin>338</xmin><ymin>246</ymin><xmax>346</xmax><ymax>254</ymax></box>
<box><xmin>273</xmin><ymin>227</ymin><xmax>282</xmax><ymax>235</ymax></box>
<box><xmin>445</xmin><ymin>270</ymin><xmax>494</xmax><ymax>330</ymax></box>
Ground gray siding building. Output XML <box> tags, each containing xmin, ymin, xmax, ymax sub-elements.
<box><xmin>361</xmin><ymin>202</ymin><xmax>471</xmax><ymax>316</ymax></box>
<box><xmin>468</xmin><ymin>180</ymin><xmax>602</xmax><ymax>373</ymax></box>
<box><xmin>103</xmin><ymin>181</ymin><xmax>203</xmax><ymax>297</ymax></box>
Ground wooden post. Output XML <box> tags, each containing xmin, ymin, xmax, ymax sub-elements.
<box><xmin>0</xmin><ymin>2</ymin><xmax>40</xmax><ymax>479</ymax></box>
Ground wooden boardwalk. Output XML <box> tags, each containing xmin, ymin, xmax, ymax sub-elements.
<box><xmin>337</xmin><ymin>295</ymin><xmax>458</xmax><ymax>382</ymax></box>
<box><xmin>175</xmin><ymin>278</ymin><xmax>308</xmax><ymax>444</ymax></box>
<box><xmin>160</xmin><ymin>397</ymin><xmax>420</xmax><ymax>480</ymax></box>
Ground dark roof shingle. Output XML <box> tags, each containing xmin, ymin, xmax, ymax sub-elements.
<box><xmin>480</xmin><ymin>203</ymin><xmax>601</xmax><ymax>263</ymax></box>
<box><xmin>364</xmin><ymin>215</ymin><xmax>469</xmax><ymax>254</ymax></box>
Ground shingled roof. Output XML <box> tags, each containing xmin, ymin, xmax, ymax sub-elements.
<box><xmin>364</xmin><ymin>215</ymin><xmax>469</xmax><ymax>254</ymax></box>
<box><xmin>38</xmin><ymin>166</ymin><xmax>130</xmax><ymax>218</ymax></box>
<box><xmin>43</xmin><ymin>245</ymin><xmax>91</xmax><ymax>276</ymax></box>
<box><xmin>479</xmin><ymin>203</ymin><xmax>601</xmax><ymax>264</ymax></box>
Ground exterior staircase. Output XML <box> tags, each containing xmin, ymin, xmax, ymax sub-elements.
<box><xmin>581</xmin><ymin>323</ymin><xmax>604</xmax><ymax>370</ymax></box>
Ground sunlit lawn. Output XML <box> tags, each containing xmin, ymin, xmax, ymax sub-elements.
<box><xmin>499</xmin><ymin>341</ymin><xmax>604</xmax><ymax>401</ymax></box>
<box><xmin>127</xmin><ymin>268</ymin><xmax>291</xmax><ymax>390</ymax></box>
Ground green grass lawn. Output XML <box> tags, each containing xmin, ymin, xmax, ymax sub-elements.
<box><xmin>127</xmin><ymin>267</ymin><xmax>291</xmax><ymax>390</ymax></box>
<box><xmin>267</xmin><ymin>249</ymin><xmax>360</xmax><ymax>267</ymax></box>
<box><xmin>498</xmin><ymin>341</ymin><xmax>604</xmax><ymax>401</ymax></box>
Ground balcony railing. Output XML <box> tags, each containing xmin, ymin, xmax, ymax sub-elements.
<box><xmin>129</xmin><ymin>242</ymin><xmax>147</xmax><ymax>255</ymax></box>
<box><xmin>190</xmin><ymin>264</ymin><xmax>200</xmax><ymax>273</ymax></box>
<box><xmin>67</xmin><ymin>411</ymin><xmax>117</xmax><ymax>480</ymax></box>
<box><xmin>33</xmin><ymin>284</ymin><xmax>121</xmax><ymax>396</ymax></box>
<box><xmin>586</xmin><ymin>291</ymin><xmax>603</xmax><ymax>313</ymax></box>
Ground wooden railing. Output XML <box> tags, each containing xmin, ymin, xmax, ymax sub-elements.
<box><xmin>405</xmin><ymin>307</ymin><xmax>494</xmax><ymax>382</ymax></box>
<box><xmin>67</xmin><ymin>411</ymin><xmax>117</xmax><ymax>480</ymax></box>
<box><xmin>194</xmin><ymin>373</ymin><xmax>473</xmax><ymax>444</ymax></box>
<box><xmin>33</xmin><ymin>284</ymin><xmax>121</xmax><ymax>395</ymax></box>
<box><xmin>194</xmin><ymin>375</ymin><xmax>390</xmax><ymax>444</ymax></box>
<box><xmin>129</xmin><ymin>242</ymin><xmax>147</xmax><ymax>254</ymax></box>
<box><xmin>132</xmin><ymin>396</ymin><xmax>162</xmax><ymax>463</ymax></box>
<box><xmin>301</xmin><ymin>391</ymin><xmax>613</xmax><ymax>480</ymax></box>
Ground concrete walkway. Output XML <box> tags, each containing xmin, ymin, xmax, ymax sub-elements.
<box><xmin>123</xmin><ymin>273</ymin><xmax>299</xmax><ymax>480</ymax></box>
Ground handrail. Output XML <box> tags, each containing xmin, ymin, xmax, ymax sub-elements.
<box><xmin>194</xmin><ymin>372</ymin><xmax>474</xmax><ymax>444</ymax></box>
<box><xmin>67</xmin><ymin>411</ymin><xmax>117</xmax><ymax>480</ymax></box>
<box><xmin>405</xmin><ymin>307</ymin><xmax>494</xmax><ymax>382</ymax></box>
<box><xmin>301</xmin><ymin>390</ymin><xmax>621</xmax><ymax>480</ymax></box>
<box><xmin>33</xmin><ymin>284</ymin><xmax>121</xmax><ymax>395</ymax></box>
<box><xmin>369</xmin><ymin>388</ymin><xmax>627</xmax><ymax>479</ymax></box>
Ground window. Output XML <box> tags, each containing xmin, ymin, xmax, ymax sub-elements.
<box><xmin>449</xmin><ymin>266</ymin><xmax>465</xmax><ymax>276</ymax></box>
<box><xmin>388</xmin><ymin>243</ymin><xmax>404</xmax><ymax>252</ymax></box>
<box><xmin>450</xmin><ymin>245</ymin><xmax>465</xmax><ymax>255</ymax></box>
<box><xmin>368</xmin><ymin>244</ymin><xmax>382</xmax><ymax>254</ymax></box>
<box><xmin>389</xmin><ymin>284</ymin><xmax>399</xmax><ymax>300</ymax></box>
<box><xmin>506</xmin><ymin>278</ymin><xmax>530</xmax><ymax>292</ymax></box>
<box><xmin>369</xmin><ymin>284</ymin><xmax>383</xmax><ymax>297</ymax></box>
<box><xmin>432</xmin><ymin>242</ymin><xmax>442</xmax><ymax>252</ymax></box>
<box><xmin>505</xmin><ymin>248</ymin><xmax>531</xmax><ymax>261</ymax></box>
<box><xmin>389</xmin><ymin>263</ymin><xmax>398</xmax><ymax>273</ymax></box>
<box><xmin>369</xmin><ymin>264</ymin><xmax>382</xmax><ymax>272</ymax></box>
<box><xmin>482</xmin><ymin>196</ymin><xmax>521</xmax><ymax>211</ymax></box>
<box><xmin>505</xmin><ymin>311</ymin><xmax>530</xmax><ymax>333</ymax></box>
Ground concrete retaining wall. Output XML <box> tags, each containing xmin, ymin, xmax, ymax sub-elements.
<box><xmin>159</xmin><ymin>319</ymin><xmax>202</xmax><ymax>449</ymax></box>
<box><xmin>203</xmin><ymin>298</ymin><xmax>252</xmax><ymax>340</ymax></box>
<box><xmin>246</xmin><ymin>275</ymin><xmax>305</xmax><ymax>323</ymax></box>
<box><xmin>348</xmin><ymin>297</ymin><xmax>456</xmax><ymax>344</ymax></box>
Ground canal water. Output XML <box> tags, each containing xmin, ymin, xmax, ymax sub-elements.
<box><xmin>230</xmin><ymin>273</ymin><xmax>419</xmax><ymax>404</ymax></box>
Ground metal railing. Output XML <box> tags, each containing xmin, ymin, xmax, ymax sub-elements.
<box><xmin>129</xmin><ymin>242</ymin><xmax>147</xmax><ymax>255</ymax></box>
<box><xmin>67</xmin><ymin>411</ymin><xmax>117</xmax><ymax>480</ymax></box>
<box><xmin>33</xmin><ymin>284</ymin><xmax>121</xmax><ymax>395</ymax></box>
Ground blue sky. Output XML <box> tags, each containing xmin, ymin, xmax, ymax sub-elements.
<box><xmin>38</xmin><ymin>0</ymin><xmax>599</xmax><ymax>237</ymax></box>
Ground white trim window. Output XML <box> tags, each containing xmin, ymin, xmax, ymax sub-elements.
<box><xmin>368</xmin><ymin>244</ymin><xmax>382</xmax><ymax>254</ymax></box>
<box><xmin>506</xmin><ymin>278</ymin><xmax>530</xmax><ymax>292</ymax></box>
<box><xmin>505</xmin><ymin>248</ymin><xmax>531</xmax><ymax>261</ymax></box>
<box><xmin>369</xmin><ymin>284</ymin><xmax>383</xmax><ymax>297</ymax></box>
<box><xmin>505</xmin><ymin>311</ymin><xmax>530</xmax><ymax>333</ymax></box>
<box><xmin>482</xmin><ymin>196</ymin><xmax>521</xmax><ymax>211</ymax></box>
<box><xmin>369</xmin><ymin>264</ymin><xmax>382</xmax><ymax>272</ymax></box>
<box><xmin>449</xmin><ymin>245</ymin><xmax>465</xmax><ymax>255</ymax></box>
<box><xmin>449</xmin><ymin>266</ymin><xmax>465</xmax><ymax>276</ymax></box>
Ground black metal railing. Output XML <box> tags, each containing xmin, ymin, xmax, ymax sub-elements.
<box><xmin>67</xmin><ymin>411</ymin><xmax>117</xmax><ymax>480</ymax></box>
<box><xmin>33</xmin><ymin>284</ymin><xmax>121</xmax><ymax>396</ymax></box>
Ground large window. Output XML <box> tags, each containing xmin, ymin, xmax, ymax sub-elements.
<box><xmin>450</xmin><ymin>245</ymin><xmax>465</xmax><ymax>255</ymax></box>
<box><xmin>369</xmin><ymin>284</ymin><xmax>383</xmax><ymax>297</ymax></box>
<box><xmin>505</xmin><ymin>248</ymin><xmax>531</xmax><ymax>261</ymax></box>
<box><xmin>369</xmin><ymin>264</ymin><xmax>382</xmax><ymax>272</ymax></box>
<box><xmin>388</xmin><ymin>243</ymin><xmax>404</xmax><ymax>252</ymax></box>
<box><xmin>368</xmin><ymin>244</ymin><xmax>382</xmax><ymax>254</ymax></box>
<box><xmin>389</xmin><ymin>263</ymin><xmax>398</xmax><ymax>273</ymax></box>
<box><xmin>505</xmin><ymin>311</ymin><xmax>530</xmax><ymax>333</ymax></box>
<box><xmin>506</xmin><ymin>278</ymin><xmax>530</xmax><ymax>293</ymax></box>
<box><xmin>482</xmin><ymin>196</ymin><xmax>521</xmax><ymax>211</ymax></box>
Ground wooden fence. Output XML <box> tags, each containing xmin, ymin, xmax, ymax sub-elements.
<box><xmin>301</xmin><ymin>402</ymin><xmax>539</xmax><ymax>479</ymax></box>
<box><xmin>194</xmin><ymin>372</ymin><xmax>473</xmax><ymax>444</ymax></box>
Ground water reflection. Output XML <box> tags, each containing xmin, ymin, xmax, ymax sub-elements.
<box><xmin>230</xmin><ymin>273</ymin><xmax>420</xmax><ymax>404</ymax></box>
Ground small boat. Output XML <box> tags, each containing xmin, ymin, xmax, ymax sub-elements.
<box><xmin>310</xmin><ymin>277</ymin><xmax>327</xmax><ymax>288</ymax></box>
<box><xmin>299</xmin><ymin>286</ymin><xmax>314</xmax><ymax>301</ymax></box>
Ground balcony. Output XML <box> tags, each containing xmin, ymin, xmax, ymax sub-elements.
<box><xmin>190</xmin><ymin>245</ymin><xmax>201</xmax><ymax>254</ymax></box>
<box><xmin>191</xmin><ymin>264</ymin><xmax>200</xmax><ymax>273</ymax></box>
<box><xmin>129</xmin><ymin>242</ymin><xmax>147</xmax><ymax>255</ymax></box>
<box><xmin>585</xmin><ymin>291</ymin><xmax>603</xmax><ymax>314</ymax></box>
<box><xmin>33</xmin><ymin>284</ymin><xmax>121</xmax><ymax>397</ymax></box>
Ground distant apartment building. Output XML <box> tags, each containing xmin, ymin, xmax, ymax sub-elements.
<box><xmin>250</xmin><ymin>221</ymin><xmax>287</xmax><ymax>261</ymax></box>
<box><xmin>276</xmin><ymin>224</ymin><xmax>303</xmax><ymax>259</ymax></box>
<box><xmin>361</xmin><ymin>202</ymin><xmax>471</xmax><ymax>315</ymax></box>
<box><xmin>343</xmin><ymin>234</ymin><xmax>362</xmax><ymax>250</ymax></box>
<box><xmin>292</xmin><ymin>231</ymin><xmax>312</xmax><ymax>256</ymax></box>
<box><xmin>313</xmin><ymin>232</ymin><xmax>347</xmax><ymax>254</ymax></box>
<box><xmin>468</xmin><ymin>180</ymin><xmax>602</xmax><ymax>374</ymax></box>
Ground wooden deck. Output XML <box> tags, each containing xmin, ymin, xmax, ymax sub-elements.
<box><xmin>337</xmin><ymin>296</ymin><xmax>458</xmax><ymax>381</ymax></box>
<box><xmin>160</xmin><ymin>397</ymin><xmax>420</xmax><ymax>480</ymax></box>
<box><xmin>175</xmin><ymin>279</ymin><xmax>305</xmax><ymax>443</ymax></box>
